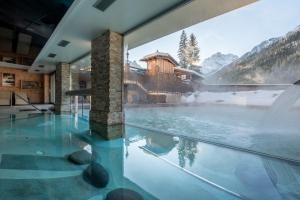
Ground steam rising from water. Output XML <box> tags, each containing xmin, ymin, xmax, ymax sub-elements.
<box><xmin>261</xmin><ymin>85</ymin><xmax>300</xmax><ymax>132</ymax></box>
<box><xmin>181</xmin><ymin>90</ymin><xmax>285</xmax><ymax>107</ymax></box>
<box><xmin>268</xmin><ymin>85</ymin><xmax>300</xmax><ymax>113</ymax></box>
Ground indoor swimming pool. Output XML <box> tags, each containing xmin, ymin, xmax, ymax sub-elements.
<box><xmin>0</xmin><ymin>112</ymin><xmax>299</xmax><ymax>200</ymax></box>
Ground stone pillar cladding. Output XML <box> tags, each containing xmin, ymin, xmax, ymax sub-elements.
<box><xmin>90</xmin><ymin>31</ymin><xmax>124</xmax><ymax>140</ymax></box>
<box><xmin>43</xmin><ymin>74</ymin><xmax>50</xmax><ymax>104</ymax></box>
<box><xmin>71</xmin><ymin>71</ymin><xmax>80</xmax><ymax>90</ymax></box>
<box><xmin>55</xmin><ymin>63</ymin><xmax>71</xmax><ymax>114</ymax></box>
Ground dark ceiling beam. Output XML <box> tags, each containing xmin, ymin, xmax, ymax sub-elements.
<box><xmin>0</xmin><ymin>20</ymin><xmax>47</xmax><ymax>40</ymax></box>
<box><xmin>0</xmin><ymin>21</ymin><xmax>47</xmax><ymax>48</ymax></box>
<box><xmin>11</xmin><ymin>28</ymin><xmax>18</xmax><ymax>53</ymax></box>
<box><xmin>22</xmin><ymin>0</ymin><xmax>46</xmax><ymax>12</ymax></box>
<box><xmin>0</xmin><ymin>0</ymin><xmax>74</xmax><ymax>63</ymax></box>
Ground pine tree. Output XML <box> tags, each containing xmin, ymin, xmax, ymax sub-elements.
<box><xmin>178</xmin><ymin>30</ymin><xmax>188</xmax><ymax>68</ymax></box>
<box><xmin>186</xmin><ymin>33</ymin><xmax>200</xmax><ymax>69</ymax></box>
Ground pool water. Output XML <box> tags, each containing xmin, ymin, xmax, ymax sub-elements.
<box><xmin>0</xmin><ymin>113</ymin><xmax>299</xmax><ymax>199</ymax></box>
<box><xmin>125</xmin><ymin>105</ymin><xmax>300</xmax><ymax>162</ymax></box>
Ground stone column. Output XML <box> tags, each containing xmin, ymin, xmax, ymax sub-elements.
<box><xmin>43</xmin><ymin>74</ymin><xmax>50</xmax><ymax>104</ymax></box>
<box><xmin>71</xmin><ymin>71</ymin><xmax>80</xmax><ymax>90</ymax></box>
<box><xmin>55</xmin><ymin>63</ymin><xmax>71</xmax><ymax>114</ymax></box>
<box><xmin>90</xmin><ymin>30</ymin><xmax>124</xmax><ymax>139</ymax></box>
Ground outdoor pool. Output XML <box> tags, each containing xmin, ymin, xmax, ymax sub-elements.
<box><xmin>125</xmin><ymin>105</ymin><xmax>300</xmax><ymax>162</ymax></box>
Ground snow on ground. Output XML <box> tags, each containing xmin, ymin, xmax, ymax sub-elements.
<box><xmin>181</xmin><ymin>90</ymin><xmax>300</xmax><ymax>107</ymax></box>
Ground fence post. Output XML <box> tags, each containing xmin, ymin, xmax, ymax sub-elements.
<box><xmin>81</xmin><ymin>97</ymin><xmax>84</xmax><ymax>117</ymax></box>
<box><xmin>10</xmin><ymin>91</ymin><xmax>13</xmax><ymax>107</ymax></box>
<box><xmin>74</xmin><ymin>96</ymin><xmax>78</xmax><ymax>114</ymax></box>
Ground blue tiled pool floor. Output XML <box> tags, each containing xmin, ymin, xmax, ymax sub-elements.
<box><xmin>0</xmin><ymin>114</ymin><xmax>299</xmax><ymax>200</ymax></box>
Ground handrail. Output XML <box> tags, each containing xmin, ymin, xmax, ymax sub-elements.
<box><xmin>65</xmin><ymin>89</ymin><xmax>91</xmax><ymax>96</ymax></box>
<box><xmin>14</xmin><ymin>93</ymin><xmax>52</xmax><ymax>113</ymax></box>
<box><xmin>124</xmin><ymin>79</ymin><xmax>183</xmax><ymax>95</ymax></box>
<box><xmin>124</xmin><ymin>79</ymin><xmax>148</xmax><ymax>92</ymax></box>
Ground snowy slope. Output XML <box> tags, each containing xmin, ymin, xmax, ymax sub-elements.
<box><xmin>201</xmin><ymin>52</ymin><xmax>238</xmax><ymax>75</ymax></box>
<box><xmin>206</xmin><ymin>25</ymin><xmax>300</xmax><ymax>84</ymax></box>
<box><xmin>240</xmin><ymin>38</ymin><xmax>280</xmax><ymax>59</ymax></box>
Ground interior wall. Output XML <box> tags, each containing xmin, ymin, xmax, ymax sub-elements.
<box><xmin>0</xmin><ymin>66</ymin><xmax>46</xmax><ymax>103</ymax></box>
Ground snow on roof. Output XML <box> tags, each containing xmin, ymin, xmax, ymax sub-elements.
<box><xmin>140</xmin><ymin>51</ymin><xmax>178</xmax><ymax>66</ymax></box>
<box><xmin>174</xmin><ymin>67</ymin><xmax>204</xmax><ymax>78</ymax></box>
<box><xmin>128</xmin><ymin>61</ymin><xmax>144</xmax><ymax>69</ymax></box>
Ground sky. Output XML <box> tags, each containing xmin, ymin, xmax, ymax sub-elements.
<box><xmin>128</xmin><ymin>0</ymin><xmax>300</xmax><ymax>68</ymax></box>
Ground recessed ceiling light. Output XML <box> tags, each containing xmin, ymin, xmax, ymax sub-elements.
<box><xmin>94</xmin><ymin>0</ymin><xmax>116</xmax><ymax>12</ymax></box>
<box><xmin>57</xmin><ymin>40</ymin><xmax>70</xmax><ymax>47</ymax></box>
<box><xmin>48</xmin><ymin>53</ymin><xmax>56</xmax><ymax>58</ymax></box>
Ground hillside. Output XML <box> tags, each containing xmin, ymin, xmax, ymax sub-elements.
<box><xmin>205</xmin><ymin>26</ymin><xmax>300</xmax><ymax>84</ymax></box>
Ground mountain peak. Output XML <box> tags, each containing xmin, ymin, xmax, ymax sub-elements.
<box><xmin>201</xmin><ymin>52</ymin><xmax>238</xmax><ymax>75</ymax></box>
<box><xmin>286</xmin><ymin>25</ymin><xmax>300</xmax><ymax>37</ymax></box>
<box><xmin>295</xmin><ymin>25</ymin><xmax>300</xmax><ymax>31</ymax></box>
<box><xmin>206</xmin><ymin>24</ymin><xmax>300</xmax><ymax>84</ymax></box>
<box><xmin>241</xmin><ymin>37</ymin><xmax>280</xmax><ymax>59</ymax></box>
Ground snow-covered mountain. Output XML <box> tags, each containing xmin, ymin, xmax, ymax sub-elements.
<box><xmin>240</xmin><ymin>38</ymin><xmax>280</xmax><ymax>59</ymax></box>
<box><xmin>206</xmin><ymin>25</ymin><xmax>300</xmax><ymax>84</ymax></box>
<box><xmin>201</xmin><ymin>52</ymin><xmax>238</xmax><ymax>75</ymax></box>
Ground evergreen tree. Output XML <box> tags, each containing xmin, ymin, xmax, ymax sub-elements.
<box><xmin>178</xmin><ymin>31</ymin><xmax>201</xmax><ymax>70</ymax></box>
<box><xmin>177</xmin><ymin>139</ymin><xmax>186</xmax><ymax>168</ymax></box>
<box><xmin>178</xmin><ymin>30</ymin><xmax>188</xmax><ymax>68</ymax></box>
<box><xmin>186</xmin><ymin>33</ymin><xmax>200</xmax><ymax>69</ymax></box>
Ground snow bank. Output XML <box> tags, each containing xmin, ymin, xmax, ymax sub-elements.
<box><xmin>181</xmin><ymin>90</ymin><xmax>287</xmax><ymax>106</ymax></box>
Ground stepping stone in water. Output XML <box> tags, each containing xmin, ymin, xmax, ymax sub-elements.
<box><xmin>83</xmin><ymin>162</ymin><xmax>109</xmax><ymax>188</ymax></box>
<box><xmin>105</xmin><ymin>188</ymin><xmax>143</xmax><ymax>200</ymax></box>
<box><xmin>68</xmin><ymin>150</ymin><xmax>92</xmax><ymax>165</ymax></box>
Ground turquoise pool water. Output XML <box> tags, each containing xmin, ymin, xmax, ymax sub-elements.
<box><xmin>0</xmin><ymin>113</ymin><xmax>299</xmax><ymax>199</ymax></box>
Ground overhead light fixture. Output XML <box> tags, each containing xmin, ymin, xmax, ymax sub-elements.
<box><xmin>93</xmin><ymin>0</ymin><xmax>116</xmax><ymax>12</ymax></box>
<box><xmin>48</xmin><ymin>53</ymin><xmax>56</xmax><ymax>58</ymax></box>
<box><xmin>57</xmin><ymin>40</ymin><xmax>70</xmax><ymax>47</ymax></box>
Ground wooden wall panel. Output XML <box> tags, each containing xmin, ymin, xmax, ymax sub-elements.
<box><xmin>0</xmin><ymin>66</ymin><xmax>46</xmax><ymax>103</ymax></box>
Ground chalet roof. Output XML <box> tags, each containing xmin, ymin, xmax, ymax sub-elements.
<box><xmin>129</xmin><ymin>66</ymin><xmax>146</xmax><ymax>75</ymax></box>
<box><xmin>127</xmin><ymin>60</ymin><xmax>146</xmax><ymax>74</ymax></box>
<box><xmin>140</xmin><ymin>51</ymin><xmax>179</xmax><ymax>66</ymax></box>
<box><xmin>128</xmin><ymin>61</ymin><xmax>144</xmax><ymax>70</ymax></box>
